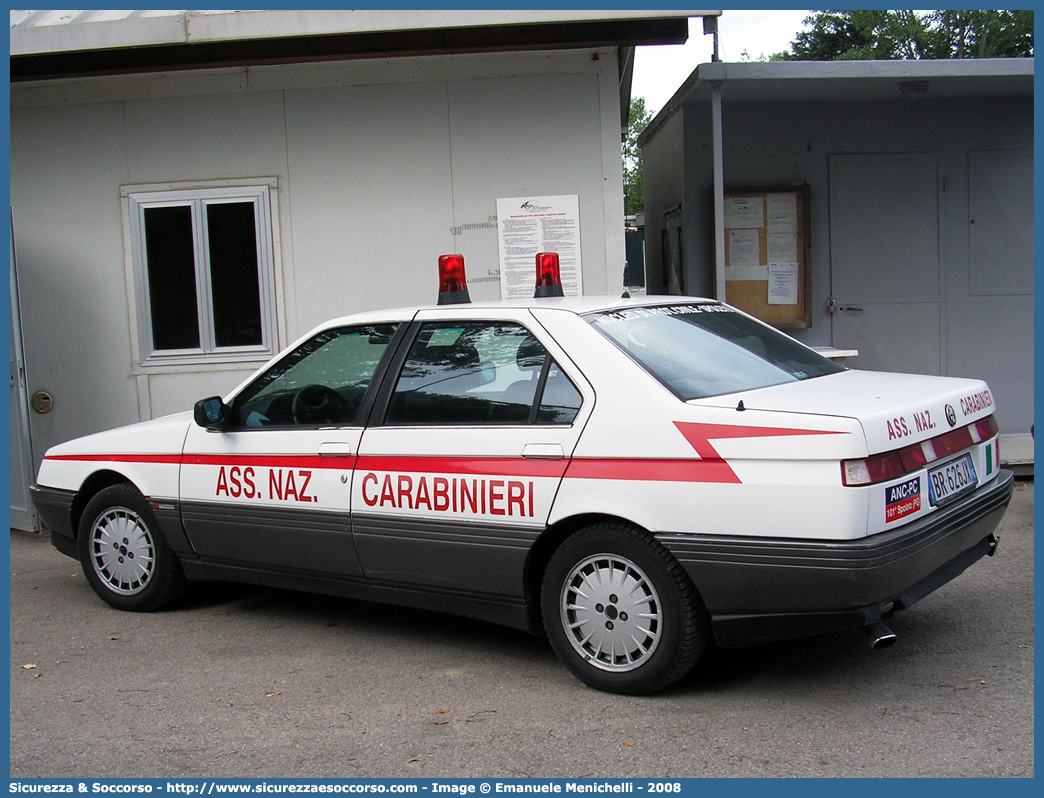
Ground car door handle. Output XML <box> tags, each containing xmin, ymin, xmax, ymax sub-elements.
<box><xmin>522</xmin><ymin>443</ymin><xmax>564</xmax><ymax>459</ymax></box>
<box><xmin>318</xmin><ymin>442</ymin><xmax>355</xmax><ymax>457</ymax></box>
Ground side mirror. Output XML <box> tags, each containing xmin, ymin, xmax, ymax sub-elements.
<box><xmin>193</xmin><ymin>396</ymin><xmax>228</xmax><ymax>430</ymax></box>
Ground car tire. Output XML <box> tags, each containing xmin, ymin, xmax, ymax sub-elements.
<box><xmin>541</xmin><ymin>522</ymin><xmax>709</xmax><ymax>694</ymax></box>
<box><xmin>77</xmin><ymin>484</ymin><xmax>187</xmax><ymax>612</ymax></box>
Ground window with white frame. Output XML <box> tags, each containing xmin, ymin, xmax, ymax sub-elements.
<box><xmin>128</xmin><ymin>185</ymin><xmax>277</xmax><ymax>365</ymax></box>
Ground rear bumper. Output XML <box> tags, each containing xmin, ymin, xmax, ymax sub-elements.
<box><xmin>659</xmin><ymin>469</ymin><xmax>1015</xmax><ymax>648</ymax></box>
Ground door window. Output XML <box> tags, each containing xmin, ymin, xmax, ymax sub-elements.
<box><xmin>229</xmin><ymin>324</ymin><xmax>399</xmax><ymax>428</ymax></box>
<box><xmin>385</xmin><ymin>322</ymin><xmax>581</xmax><ymax>426</ymax></box>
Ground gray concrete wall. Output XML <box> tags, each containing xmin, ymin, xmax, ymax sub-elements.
<box><xmin>638</xmin><ymin>109</ymin><xmax>686</xmax><ymax>296</ymax></box>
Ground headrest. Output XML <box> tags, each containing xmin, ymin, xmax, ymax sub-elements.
<box><xmin>413</xmin><ymin>340</ymin><xmax>479</xmax><ymax>370</ymax></box>
<box><xmin>516</xmin><ymin>335</ymin><xmax>546</xmax><ymax>371</ymax></box>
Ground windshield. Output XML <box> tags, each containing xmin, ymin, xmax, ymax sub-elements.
<box><xmin>588</xmin><ymin>303</ymin><xmax>844</xmax><ymax>400</ymax></box>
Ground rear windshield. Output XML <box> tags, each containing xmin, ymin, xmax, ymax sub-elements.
<box><xmin>587</xmin><ymin>303</ymin><xmax>844</xmax><ymax>400</ymax></box>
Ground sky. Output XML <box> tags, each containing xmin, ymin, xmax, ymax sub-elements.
<box><xmin>631</xmin><ymin>9</ymin><xmax>812</xmax><ymax>114</ymax></box>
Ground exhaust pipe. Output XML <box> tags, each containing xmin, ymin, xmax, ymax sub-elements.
<box><xmin>859</xmin><ymin>621</ymin><xmax>897</xmax><ymax>650</ymax></box>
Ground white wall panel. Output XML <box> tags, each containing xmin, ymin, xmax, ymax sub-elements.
<box><xmin>284</xmin><ymin>81</ymin><xmax>456</xmax><ymax>331</ymax></box>
<box><xmin>10</xmin><ymin>102</ymin><xmax>137</xmax><ymax>465</ymax></box>
<box><xmin>123</xmin><ymin>91</ymin><xmax>289</xmax><ymax>184</ymax></box>
<box><xmin>147</xmin><ymin>369</ymin><xmax>258</xmax><ymax>419</ymax></box>
<box><xmin>448</xmin><ymin>73</ymin><xmax>609</xmax><ymax>297</ymax></box>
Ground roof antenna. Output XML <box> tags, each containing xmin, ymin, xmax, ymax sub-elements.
<box><xmin>621</xmin><ymin>262</ymin><xmax>630</xmax><ymax>299</ymax></box>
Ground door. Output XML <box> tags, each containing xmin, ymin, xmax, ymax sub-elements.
<box><xmin>179</xmin><ymin>321</ymin><xmax>403</xmax><ymax>576</ymax></box>
<box><xmin>829</xmin><ymin>153</ymin><xmax>943</xmax><ymax>374</ymax></box>
<box><xmin>663</xmin><ymin>204</ymin><xmax>684</xmax><ymax>295</ymax></box>
<box><xmin>10</xmin><ymin>218</ymin><xmax>36</xmax><ymax>531</ymax></box>
<box><xmin>353</xmin><ymin>309</ymin><xmax>591</xmax><ymax>600</ymax></box>
<box><xmin>964</xmin><ymin>151</ymin><xmax>1034</xmax><ymax>436</ymax></box>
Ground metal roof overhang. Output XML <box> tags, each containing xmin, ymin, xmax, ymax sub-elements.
<box><xmin>688</xmin><ymin>58</ymin><xmax>1034</xmax><ymax>101</ymax></box>
<box><xmin>639</xmin><ymin>58</ymin><xmax>1034</xmax><ymax>146</ymax></box>
<box><xmin>11</xmin><ymin>10</ymin><xmax>720</xmax><ymax>129</ymax></box>
<box><xmin>10</xmin><ymin>10</ymin><xmax>711</xmax><ymax>82</ymax></box>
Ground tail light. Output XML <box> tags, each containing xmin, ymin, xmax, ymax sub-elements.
<box><xmin>842</xmin><ymin>415</ymin><xmax>999</xmax><ymax>486</ymax></box>
<box><xmin>533</xmin><ymin>252</ymin><xmax>565</xmax><ymax>298</ymax></box>
<box><xmin>437</xmin><ymin>254</ymin><xmax>471</xmax><ymax>305</ymax></box>
<box><xmin>842</xmin><ymin>452</ymin><xmax>905</xmax><ymax>486</ymax></box>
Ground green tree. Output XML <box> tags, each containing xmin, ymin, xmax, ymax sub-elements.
<box><xmin>623</xmin><ymin>96</ymin><xmax>653</xmax><ymax>216</ymax></box>
<box><xmin>926</xmin><ymin>10</ymin><xmax>1035</xmax><ymax>58</ymax></box>
<box><xmin>777</xmin><ymin>10</ymin><xmax>1033</xmax><ymax>61</ymax></box>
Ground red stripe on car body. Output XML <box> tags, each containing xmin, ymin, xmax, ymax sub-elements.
<box><xmin>565</xmin><ymin>458</ymin><xmax>740</xmax><ymax>484</ymax></box>
<box><xmin>45</xmin><ymin>453</ymin><xmax>183</xmax><ymax>465</ymax></box>
<box><xmin>46</xmin><ymin>421</ymin><xmax>846</xmax><ymax>486</ymax></box>
<box><xmin>673</xmin><ymin>421</ymin><xmax>845</xmax><ymax>459</ymax></box>
<box><xmin>353</xmin><ymin>455</ymin><xmax>568</xmax><ymax>479</ymax></box>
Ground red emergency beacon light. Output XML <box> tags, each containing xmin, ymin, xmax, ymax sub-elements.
<box><xmin>437</xmin><ymin>253</ymin><xmax>471</xmax><ymax>305</ymax></box>
<box><xmin>533</xmin><ymin>252</ymin><xmax>565</xmax><ymax>298</ymax></box>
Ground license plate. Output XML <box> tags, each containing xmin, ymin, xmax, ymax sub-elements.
<box><xmin>927</xmin><ymin>454</ymin><xmax>978</xmax><ymax>506</ymax></box>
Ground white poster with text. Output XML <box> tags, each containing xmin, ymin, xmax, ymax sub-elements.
<box><xmin>497</xmin><ymin>195</ymin><xmax>583</xmax><ymax>299</ymax></box>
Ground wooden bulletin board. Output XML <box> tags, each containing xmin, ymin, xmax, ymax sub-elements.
<box><xmin>720</xmin><ymin>185</ymin><xmax>811</xmax><ymax>329</ymax></box>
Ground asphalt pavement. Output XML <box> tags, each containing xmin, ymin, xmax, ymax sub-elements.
<box><xmin>9</xmin><ymin>480</ymin><xmax>1034</xmax><ymax>778</ymax></box>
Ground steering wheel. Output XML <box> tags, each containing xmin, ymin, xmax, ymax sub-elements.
<box><xmin>291</xmin><ymin>384</ymin><xmax>353</xmax><ymax>425</ymax></box>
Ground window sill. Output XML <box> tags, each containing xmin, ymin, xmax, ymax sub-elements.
<box><xmin>133</xmin><ymin>349</ymin><xmax>274</xmax><ymax>375</ymax></box>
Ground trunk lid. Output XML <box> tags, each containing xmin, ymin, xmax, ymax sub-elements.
<box><xmin>690</xmin><ymin>369</ymin><xmax>996</xmax><ymax>455</ymax></box>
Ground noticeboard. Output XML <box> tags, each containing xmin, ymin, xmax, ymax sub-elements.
<box><xmin>720</xmin><ymin>185</ymin><xmax>811</xmax><ymax>329</ymax></box>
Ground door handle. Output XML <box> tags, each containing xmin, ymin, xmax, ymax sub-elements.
<box><xmin>318</xmin><ymin>442</ymin><xmax>355</xmax><ymax>457</ymax></box>
<box><xmin>828</xmin><ymin>298</ymin><xmax>863</xmax><ymax>313</ymax></box>
<box><xmin>522</xmin><ymin>443</ymin><xmax>564</xmax><ymax>460</ymax></box>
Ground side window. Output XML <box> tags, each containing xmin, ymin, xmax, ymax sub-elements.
<box><xmin>229</xmin><ymin>324</ymin><xmax>398</xmax><ymax>428</ymax></box>
<box><xmin>538</xmin><ymin>361</ymin><xmax>583</xmax><ymax>424</ymax></box>
<box><xmin>385</xmin><ymin>322</ymin><xmax>582</xmax><ymax>426</ymax></box>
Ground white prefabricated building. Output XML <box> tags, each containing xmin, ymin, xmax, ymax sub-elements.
<box><xmin>9</xmin><ymin>10</ymin><xmax>718</xmax><ymax>530</ymax></box>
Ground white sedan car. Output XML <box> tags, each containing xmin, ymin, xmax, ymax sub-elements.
<box><xmin>32</xmin><ymin>255</ymin><xmax>1013</xmax><ymax>694</ymax></box>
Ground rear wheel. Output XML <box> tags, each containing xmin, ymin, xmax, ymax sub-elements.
<box><xmin>78</xmin><ymin>484</ymin><xmax>187</xmax><ymax>611</ymax></box>
<box><xmin>541</xmin><ymin>522</ymin><xmax>709</xmax><ymax>694</ymax></box>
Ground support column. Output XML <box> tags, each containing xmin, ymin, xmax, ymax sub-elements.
<box><xmin>711</xmin><ymin>82</ymin><xmax>725</xmax><ymax>301</ymax></box>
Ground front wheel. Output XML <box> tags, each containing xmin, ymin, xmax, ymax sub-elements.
<box><xmin>541</xmin><ymin>523</ymin><xmax>709</xmax><ymax>694</ymax></box>
<box><xmin>77</xmin><ymin>484</ymin><xmax>187</xmax><ymax>611</ymax></box>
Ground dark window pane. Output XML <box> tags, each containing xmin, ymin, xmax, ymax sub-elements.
<box><xmin>144</xmin><ymin>205</ymin><xmax>200</xmax><ymax>350</ymax></box>
<box><xmin>537</xmin><ymin>360</ymin><xmax>582</xmax><ymax>424</ymax></box>
<box><xmin>387</xmin><ymin>322</ymin><xmax>569</xmax><ymax>426</ymax></box>
<box><xmin>386</xmin><ymin>324</ymin><xmax>496</xmax><ymax>425</ymax></box>
<box><xmin>207</xmin><ymin>202</ymin><xmax>263</xmax><ymax>348</ymax></box>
